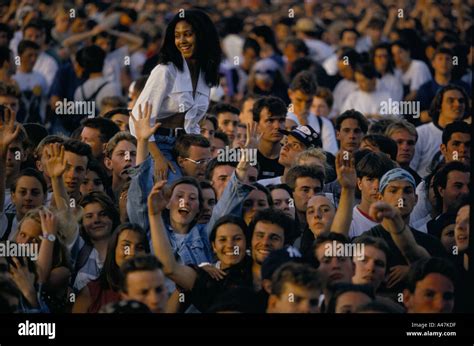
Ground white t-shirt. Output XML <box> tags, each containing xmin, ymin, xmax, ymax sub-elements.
<box><xmin>410</xmin><ymin>180</ymin><xmax>432</xmax><ymax>226</ymax></box>
<box><xmin>286</xmin><ymin>112</ymin><xmax>339</xmax><ymax>155</ymax></box>
<box><xmin>322</xmin><ymin>53</ymin><xmax>338</xmax><ymax>76</ymax></box>
<box><xmin>410</xmin><ymin>122</ymin><xmax>442</xmax><ymax>178</ymax></box>
<box><xmin>222</xmin><ymin>34</ymin><xmax>244</xmax><ymax>62</ymax></box>
<box><xmin>103</xmin><ymin>46</ymin><xmax>128</xmax><ymax>88</ymax></box>
<box><xmin>12</xmin><ymin>71</ymin><xmax>48</xmax><ymax>122</ymax></box>
<box><xmin>349</xmin><ymin>206</ymin><xmax>379</xmax><ymax>238</ymax></box>
<box><xmin>329</xmin><ymin>79</ymin><xmax>358</xmax><ymax>119</ymax></box>
<box><xmin>304</xmin><ymin>38</ymin><xmax>334</xmax><ymax>64</ymax></box>
<box><xmin>340</xmin><ymin>89</ymin><xmax>392</xmax><ymax>117</ymax></box>
<box><xmin>378</xmin><ymin>72</ymin><xmax>404</xmax><ymax>102</ymax></box>
<box><xmin>33</xmin><ymin>51</ymin><xmax>59</xmax><ymax>94</ymax></box>
<box><xmin>398</xmin><ymin>59</ymin><xmax>432</xmax><ymax>93</ymax></box>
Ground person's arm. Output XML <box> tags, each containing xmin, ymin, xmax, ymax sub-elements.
<box><xmin>62</xmin><ymin>24</ymin><xmax>106</xmax><ymax>49</ymax></box>
<box><xmin>36</xmin><ymin>209</ymin><xmax>58</xmax><ymax>284</ymax></box>
<box><xmin>369</xmin><ymin>201</ymin><xmax>430</xmax><ymax>263</ymax></box>
<box><xmin>72</xmin><ymin>285</ymin><xmax>92</xmax><ymax>313</ymax></box>
<box><xmin>235</xmin><ymin>121</ymin><xmax>260</xmax><ymax>182</ymax></box>
<box><xmin>148</xmin><ymin>179</ymin><xmax>197</xmax><ymax>291</ymax></box>
<box><xmin>131</xmin><ymin>102</ymin><xmax>161</xmax><ymax>165</ymax></box>
<box><xmin>44</xmin><ymin>143</ymin><xmax>69</xmax><ymax>211</ymax></box>
<box><xmin>106</xmin><ymin>29</ymin><xmax>144</xmax><ymax>54</ymax></box>
<box><xmin>10</xmin><ymin>257</ymin><xmax>39</xmax><ymax>309</ymax></box>
<box><xmin>356</xmin><ymin>7</ymin><xmax>374</xmax><ymax>34</ymax></box>
<box><xmin>383</xmin><ymin>7</ymin><xmax>398</xmax><ymax>38</ymax></box>
<box><xmin>330</xmin><ymin>151</ymin><xmax>356</xmax><ymax>237</ymax></box>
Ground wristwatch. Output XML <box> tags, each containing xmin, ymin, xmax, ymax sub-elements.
<box><xmin>40</xmin><ymin>233</ymin><xmax>56</xmax><ymax>242</ymax></box>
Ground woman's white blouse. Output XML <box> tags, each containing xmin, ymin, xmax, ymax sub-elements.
<box><xmin>129</xmin><ymin>59</ymin><xmax>211</xmax><ymax>140</ymax></box>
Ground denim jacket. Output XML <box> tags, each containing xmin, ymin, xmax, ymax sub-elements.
<box><xmin>206</xmin><ymin>171</ymin><xmax>254</xmax><ymax>237</ymax></box>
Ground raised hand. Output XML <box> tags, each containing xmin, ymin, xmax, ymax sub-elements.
<box><xmin>132</xmin><ymin>102</ymin><xmax>161</xmax><ymax>141</ymax></box>
<box><xmin>44</xmin><ymin>143</ymin><xmax>67</xmax><ymax>178</ymax></box>
<box><xmin>369</xmin><ymin>201</ymin><xmax>405</xmax><ymax>234</ymax></box>
<box><xmin>39</xmin><ymin>209</ymin><xmax>58</xmax><ymax>236</ymax></box>
<box><xmin>386</xmin><ymin>265</ymin><xmax>409</xmax><ymax>288</ymax></box>
<box><xmin>244</xmin><ymin>121</ymin><xmax>261</xmax><ymax>151</ymax></box>
<box><xmin>335</xmin><ymin>150</ymin><xmax>357</xmax><ymax>190</ymax></box>
<box><xmin>147</xmin><ymin>172</ymin><xmax>169</xmax><ymax>215</ymax></box>
<box><xmin>0</xmin><ymin>107</ymin><xmax>21</xmax><ymax>156</ymax></box>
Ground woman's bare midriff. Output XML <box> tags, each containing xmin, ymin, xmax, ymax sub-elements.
<box><xmin>159</xmin><ymin>112</ymin><xmax>186</xmax><ymax>128</ymax></box>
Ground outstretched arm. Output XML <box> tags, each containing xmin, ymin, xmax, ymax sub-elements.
<box><xmin>107</xmin><ymin>29</ymin><xmax>144</xmax><ymax>53</ymax></box>
<box><xmin>44</xmin><ymin>143</ymin><xmax>69</xmax><ymax>211</ymax></box>
<box><xmin>148</xmin><ymin>177</ymin><xmax>197</xmax><ymax>291</ymax></box>
<box><xmin>369</xmin><ymin>201</ymin><xmax>430</xmax><ymax>263</ymax></box>
<box><xmin>131</xmin><ymin>102</ymin><xmax>161</xmax><ymax>165</ymax></box>
<box><xmin>330</xmin><ymin>151</ymin><xmax>356</xmax><ymax>237</ymax></box>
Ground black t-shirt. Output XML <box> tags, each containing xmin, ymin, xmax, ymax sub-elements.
<box><xmin>257</xmin><ymin>150</ymin><xmax>285</xmax><ymax>180</ymax></box>
<box><xmin>185</xmin><ymin>256</ymin><xmax>260</xmax><ymax>312</ymax></box>
<box><xmin>452</xmin><ymin>255</ymin><xmax>474</xmax><ymax>313</ymax></box>
<box><xmin>361</xmin><ymin>224</ymin><xmax>447</xmax><ymax>294</ymax></box>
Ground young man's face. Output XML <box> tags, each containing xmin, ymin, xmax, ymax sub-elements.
<box><xmin>306</xmin><ymin>195</ymin><xmax>335</xmax><ymax>237</ymax></box>
<box><xmin>104</xmin><ymin>140</ymin><xmax>137</xmax><ymax>183</ymax></box>
<box><xmin>432</xmin><ymin>53</ymin><xmax>452</xmax><ymax>75</ymax></box>
<box><xmin>455</xmin><ymin>205</ymin><xmax>469</xmax><ymax>252</ymax></box>
<box><xmin>268</xmin><ymin>282</ymin><xmax>321</xmax><ymax>313</ymax></box>
<box><xmin>81</xmin><ymin>127</ymin><xmax>105</xmax><ymax>159</ymax></box>
<box><xmin>335</xmin><ymin>291</ymin><xmax>372</xmax><ymax>313</ymax></box>
<box><xmin>354</xmin><ymin>72</ymin><xmax>376</xmax><ymax>92</ymax></box>
<box><xmin>389</xmin><ymin>129</ymin><xmax>416</xmax><ymax>165</ymax></box>
<box><xmin>5</xmin><ymin>139</ymin><xmax>26</xmax><ymax>179</ymax></box>
<box><xmin>340</xmin><ymin>31</ymin><xmax>358</xmax><ymax>48</ymax></box>
<box><xmin>23</xmin><ymin>27</ymin><xmax>43</xmax><ymax>46</ymax></box>
<box><xmin>115</xmin><ymin>230</ymin><xmax>147</xmax><ymax>268</ymax></box>
<box><xmin>12</xmin><ymin>176</ymin><xmax>46</xmax><ymax>219</ymax></box>
<box><xmin>210</xmin><ymin>137</ymin><xmax>226</xmax><ymax>158</ymax></box>
<box><xmin>0</xmin><ymin>95</ymin><xmax>20</xmax><ymax>114</ymax></box>
<box><xmin>20</xmin><ymin>48</ymin><xmax>39</xmax><ymax>72</ymax></box>
<box><xmin>200</xmin><ymin>119</ymin><xmax>215</xmax><ymax>142</ymax></box>
<box><xmin>271</xmin><ymin>188</ymin><xmax>295</xmax><ymax>220</ymax></box>
<box><xmin>178</xmin><ymin>145</ymin><xmax>211</xmax><ymax>181</ymax></box>
<box><xmin>357</xmin><ymin>176</ymin><xmax>380</xmax><ymax>205</ymax></box>
<box><xmin>288</xmin><ymin>89</ymin><xmax>313</xmax><ymax>117</ymax></box>
<box><xmin>438</xmin><ymin>171</ymin><xmax>470</xmax><ymax>212</ymax></box>
<box><xmin>352</xmin><ymin>245</ymin><xmax>387</xmax><ymax>291</ymax></box>
<box><xmin>381</xmin><ymin>180</ymin><xmax>417</xmax><ymax>218</ymax></box>
<box><xmin>279</xmin><ymin>135</ymin><xmax>305</xmax><ymax>167</ymax></box>
<box><xmin>439</xmin><ymin>90</ymin><xmax>465</xmax><ymax>124</ymax></box>
<box><xmin>62</xmin><ymin>151</ymin><xmax>88</xmax><ymax>197</ymax></box>
<box><xmin>283</xmin><ymin>43</ymin><xmax>301</xmax><ymax>64</ymax></box>
<box><xmin>257</xmin><ymin>107</ymin><xmax>285</xmax><ymax>143</ymax></box>
<box><xmin>233</xmin><ymin>126</ymin><xmax>247</xmax><ymax>148</ymax></box>
<box><xmin>217</xmin><ymin>112</ymin><xmax>239</xmax><ymax>142</ymax></box>
<box><xmin>441</xmin><ymin>132</ymin><xmax>470</xmax><ymax>164</ymax></box>
<box><xmin>440</xmin><ymin>224</ymin><xmax>456</xmax><ymax>254</ymax></box>
<box><xmin>251</xmin><ymin>221</ymin><xmax>285</xmax><ymax>265</ymax></box>
<box><xmin>110</xmin><ymin>114</ymin><xmax>130</xmax><ymax>132</ymax></box>
<box><xmin>373</xmin><ymin>48</ymin><xmax>389</xmax><ymax>74</ymax></box>
<box><xmin>293</xmin><ymin>177</ymin><xmax>322</xmax><ymax>213</ymax></box>
<box><xmin>80</xmin><ymin>170</ymin><xmax>104</xmax><ymax>195</ymax></box>
<box><xmin>198</xmin><ymin>187</ymin><xmax>216</xmax><ymax>224</ymax></box>
<box><xmin>211</xmin><ymin>164</ymin><xmax>235</xmax><ymax>200</ymax></box>
<box><xmin>391</xmin><ymin>45</ymin><xmax>410</xmax><ymax>68</ymax></box>
<box><xmin>315</xmin><ymin>242</ymin><xmax>354</xmax><ymax>288</ymax></box>
<box><xmin>123</xmin><ymin>269</ymin><xmax>168</xmax><ymax>313</ymax></box>
<box><xmin>336</xmin><ymin>118</ymin><xmax>364</xmax><ymax>152</ymax></box>
<box><xmin>404</xmin><ymin>273</ymin><xmax>455</xmax><ymax>313</ymax></box>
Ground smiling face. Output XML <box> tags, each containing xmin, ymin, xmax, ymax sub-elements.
<box><xmin>115</xmin><ymin>230</ymin><xmax>147</xmax><ymax>268</ymax></box>
<box><xmin>82</xmin><ymin>202</ymin><xmax>114</xmax><ymax>242</ymax></box>
<box><xmin>306</xmin><ymin>195</ymin><xmax>336</xmax><ymax>237</ymax></box>
<box><xmin>251</xmin><ymin>221</ymin><xmax>285</xmax><ymax>265</ymax></box>
<box><xmin>168</xmin><ymin>183</ymin><xmax>200</xmax><ymax>228</ymax></box>
<box><xmin>175</xmin><ymin>20</ymin><xmax>196</xmax><ymax>59</ymax></box>
<box><xmin>12</xmin><ymin>176</ymin><xmax>46</xmax><ymax>219</ymax></box>
<box><xmin>212</xmin><ymin>223</ymin><xmax>247</xmax><ymax>269</ymax></box>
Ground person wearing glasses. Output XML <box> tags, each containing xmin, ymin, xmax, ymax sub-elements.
<box><xmin>128</xmin><ymin>10</ymin><xmax>221</xmax><ymax>182</ymax></box>
<box><xmin>174</xmin><ymin>134</ymin><xmax>212</xmax><ymax>182</ymax></box>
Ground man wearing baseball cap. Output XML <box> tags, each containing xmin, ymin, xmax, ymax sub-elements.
<box><xmin>360</xmin><ymin>168</ymin><xmax>447</xmax><ymax>294</ymax></box>
<box><xmin>258</xmin><ymin>124</ymin><xmax>322</xmax><ymax>186</ymax></box>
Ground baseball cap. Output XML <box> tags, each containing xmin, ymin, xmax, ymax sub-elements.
<box><xmin>261</xmin><ymin>246</ymin><xmax>303</xmax><ymax>281</ymax></box>
<box><xmin>279</xmin><ymin>125</ymin><xmax>322</xmax><ymax>148</ymax></box>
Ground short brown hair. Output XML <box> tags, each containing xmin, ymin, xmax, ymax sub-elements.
<box><xmin>271</xmin><ymin>262</ymin><xmax>321</xmax><ymax>296</ymax></box>
<box><xmin>104</xmin><ymin>132</ymin><xmax>137</xmax><ymax>158</ymax></box>
<box><xmin>385</xmin><ymin>119</ymin><xmax>418</xmax><ymax>142</ymax></box>
<box><xmin>314</xmin><ymin>87</ymin><xmax>334</xmax><ymax>109</ymax></box>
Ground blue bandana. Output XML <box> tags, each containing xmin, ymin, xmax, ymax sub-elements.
<box><xmin>379</xmin><ymin>168</ymin><xmax>416</xmax><ymax>193</ymax></box>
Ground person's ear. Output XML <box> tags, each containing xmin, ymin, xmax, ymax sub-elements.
<box><xmin>440</xmin><ymin>143</ymin><xmax>447</xmax><ymax>158</ymax></box>
<box><xmin>357</xmin><ymin>177</ymin><xmax>362</xmax><ymax>191</ymax></box>
<box><xmin>262</xmin><ymin>279</ymin><xmax>272</xmax><ymax>295</ymax></box>
<box><xmin>267</xmin><ymin>294</ymin><xmax>278</xmax><ymax>313</ymax></box>
<box><xmin>437</xmin><ymin>185</ymin><xmax>444</xmax><ymax>199</ymax></box>
<box><xmin>402</xmin><ymin>288</ymin><xmax>412</xmax><ymax>312</ymax></box>
<box><xmin>36</xmin><ymin>160</ymin><xmax>43</xmax><ymax>172</ymax></box>
<box><xmin>104</xmin><ymin>156</ymin><xmax>113</xmax><ymax>171</ymax></box>
<box><xmin>177</xmin><ymin>156</ymin><xmax>185</xmax><ymax>169</ymax></box>
<box><xmin>336</xmin><ymin>130</ymin><xmax>340</xmax><ymax>141</ymax></box>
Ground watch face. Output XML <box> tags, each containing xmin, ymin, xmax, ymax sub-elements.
<box><xmin>47</xmin><ymin>234</ymin><xmax>56</xmax><ymax>242</ymax></box>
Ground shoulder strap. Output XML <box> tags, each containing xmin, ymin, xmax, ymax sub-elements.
<box><xmin>83</xmin><ymin>81</ymin><xmax>110</xmax><ymax>102</ymax></box>
<box><xmin>71</xmin><ymin>243</ymin><xmax>94</xmax><ymax>285</ymax></box>
<box><xmin>1</xmin><ymin>213</ymin><xmax>16</xmax><ymax>241</ymax></box>
<box><xmin>317</xmin><ymin>115</ymin><xmax>323</xmax><ymax>133</ymax></box>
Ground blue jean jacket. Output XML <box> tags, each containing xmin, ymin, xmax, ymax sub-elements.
<box><xmin>206</xmin><ymin>171</ymin><xmax>255</xmax><ymax>237</ymax></box>
<box><xmin>127</xmin><ymin>155</ymin><xmax>212</xmax><ymax>266</ymax></box>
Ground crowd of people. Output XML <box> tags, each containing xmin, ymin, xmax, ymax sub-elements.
<box><xmin>0</xmin><ymin>0</ymin><xmax>472</xmax><ymax>314</ymax></box>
